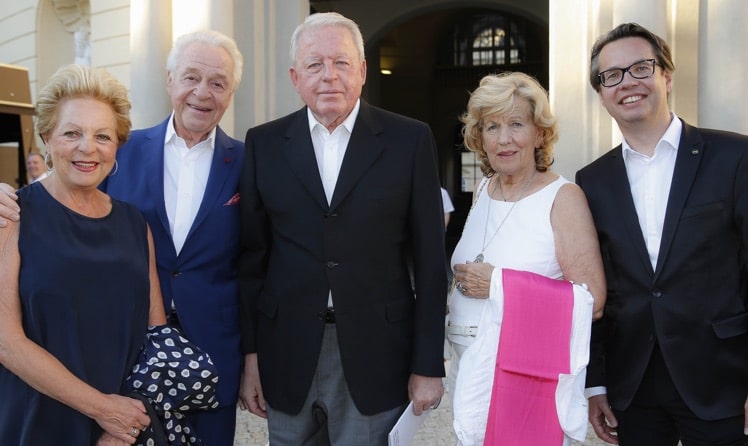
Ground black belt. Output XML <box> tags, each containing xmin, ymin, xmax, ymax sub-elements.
<box><xmin>323</xmin><ymin>308</ymin><xmax>335</xmax><ymax>324</ymax></box>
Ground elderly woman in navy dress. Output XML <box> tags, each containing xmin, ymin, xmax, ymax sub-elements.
<box><xmin>0</xmin><ymin>65</ymin><xmax>167</xmax><ymax>445</ymax></box>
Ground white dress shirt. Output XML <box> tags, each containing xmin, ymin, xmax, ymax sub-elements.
<box><xmin>622</xmin><ymin>114</ymin><xmax>681</xmax><ymax>269</ymax></box>
<box><xmin>308</xmin><ymin>99</ymin><xmax>360</xmax><ymax>203</ymax></box>
<box><xmin>307</xmin><ymin>99</ymin><xmax>361</xmax><ymax>306</ymax></box>
<box><xmin>163</xmin><ymin>114</ymin><xmax>215</xmax><ymax>255</ymax></box>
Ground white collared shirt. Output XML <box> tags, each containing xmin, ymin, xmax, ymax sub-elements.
<box><xmin>308</xmin><ymin>99</ymin><xmax>360</xmax><ymax>204</ymax></box>
<box><xmin>622</xmin><ymin>113</ymin><xmax>682</xmax><ymax>269</ymax></box>
<box><xmin>163</xmin><ymin>113</ymin><xmax>215</xmax><ymax>255</ymax></box>
<box><xmin>307</xmin><ymin>100</ymin><xmax>360</xmax><ymax>307</ymax></box>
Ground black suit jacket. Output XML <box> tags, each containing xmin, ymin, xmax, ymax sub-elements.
<box><xmin>576</xmin><ymin>120</ymin><xmax>748</xmax><ymax>419</ymax></box>
<box><xmin>238</xmin><ymin>102</ymin><xmax>447</xmax><ymax>415</ymax></box>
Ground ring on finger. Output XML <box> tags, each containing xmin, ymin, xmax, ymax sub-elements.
<box><xmin>129</xmin><ymin>427</ymin><xmax>139</xmax><ymax>437</ymax></box>
<box><xmin>456</xmin><ymin>282</ymin><xmax>468</xmax><ymax>294</ymax></box>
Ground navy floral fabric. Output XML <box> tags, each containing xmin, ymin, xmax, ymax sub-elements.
<box><xmin>125</xmin><ymin>325</ymin><xmax>220</xmax><ymax>445</ymax></box>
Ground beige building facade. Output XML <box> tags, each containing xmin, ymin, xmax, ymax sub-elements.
<box><xmin>1</xmin><ymin>0</ymin><xmax>746</xmax><ymax>185</ymax></box>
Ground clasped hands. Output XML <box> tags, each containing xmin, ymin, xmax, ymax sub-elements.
<box><xmin>453</xmin><ymin>261</ymin><xmax>495</xmax><ymax>298</ymax></box>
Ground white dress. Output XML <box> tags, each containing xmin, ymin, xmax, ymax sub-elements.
<box><xmin>447</xmin><ymin>175</ymin><xmax>569</xmax><ymax>391</ymax></box>
<box><xmin>447</xmin><ymin>175</ymin><xmax>591</xmax><ymax>445</ymax></box>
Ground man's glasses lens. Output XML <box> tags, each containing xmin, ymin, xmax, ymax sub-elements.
<box><xmin>599</xmin><ymin>59</ymin><xmax>657</xmax><ymax>87</ymax></box>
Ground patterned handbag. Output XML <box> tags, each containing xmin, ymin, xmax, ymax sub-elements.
<box><xmin>125</xmin><ymin>325</ymin><xmax>220</xmax><ymax>445</ymax></box>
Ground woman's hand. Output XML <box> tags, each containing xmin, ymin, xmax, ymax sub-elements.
<box><xmin>92</xmin><ymin>394</ymin><xmax>150</xmax><ymax>444</ymax></box>
<box><xmin>453</xmin><ymin>261</ymin><xmax>495</xmax><ymax>298</ymax></box>
<box><xmin>96</xmin><ymin>431</ymin><xmax>133</xmax><ymax>446</ymax></box>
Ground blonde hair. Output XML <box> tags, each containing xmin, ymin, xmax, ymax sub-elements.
<box><xmin>460</xmin><ymin>72</ymin><xmax>557</xmax><ymax>176</ymax></box>
<box><xmin>36</xmin><ymin>64</ymin><xmax>131</xmax><ymax>146</ymax></box>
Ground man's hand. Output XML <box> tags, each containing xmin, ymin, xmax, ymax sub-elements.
<box><xmin>589</xmin><ymin>394</ymin><xmax>618</xmax><ymax>444</ymax></box>
<box><xmin>0</xmin><ymin>183</ymin><xmax>19</xmax><ymax>228</ymax></box>
<box><xmin>238</xmin><ymin>353</ymin><xmax>267</xmax><ymax>418</ymax></box>
<box><xmin>408</xmin><ymin>374</ymin><xmax>444</xmax><ymax>416</ymax></box>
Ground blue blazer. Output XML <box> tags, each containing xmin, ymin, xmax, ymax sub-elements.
<box><xmin>104</xmin><ymin>117</ymin><xmax>244</xmax><ymax>407</ymax></box>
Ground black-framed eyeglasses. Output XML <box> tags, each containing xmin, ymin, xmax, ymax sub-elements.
<box><xmin>598</xmin><ymin>59</ymin><xmax>658</xmax><ymax>87</ymax></box>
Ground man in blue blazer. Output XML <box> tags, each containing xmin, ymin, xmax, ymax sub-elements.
<box><xmin>237</xmin><ymin>12</ymin><xmax>447</xmax><ymax>446</ymax></box>
<box><xmin>576</xmin><ymin>23</ymin><xmax>748</xmax><ymax>445</ymax></box>
<box><xmin>104</xmin><ymin>31</ymin><xmax>245</xmax><ymax>446</ymax></box>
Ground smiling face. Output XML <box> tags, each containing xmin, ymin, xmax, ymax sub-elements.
<box><xmin>289</xmin><ymin>24</ymin><xmax>366</xmax><ymax>130</ymax></box>
<box><xmin>597</xmin><ymin>37</ymin><xmax>672</xmax><ymax>132</ymax></box>
<box><xmin>167</xmin><ymin>41</ymin><xmax>234</xmax><ymax>147</ymax></box>
<box><xmin>44</xmin><ymin>97</ymin><xmax>119</xmax><ymax>190</ymax></box>
<box><xmin>481</xmin><ymin>97</ymin><xmax>542</xmax><ymax>177</ymax></box>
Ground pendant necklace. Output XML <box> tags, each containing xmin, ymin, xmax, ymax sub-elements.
<box><xmin>474</xmin><ymin>170</ymin><xmax>535</xmax><ymax>263</ymax></box>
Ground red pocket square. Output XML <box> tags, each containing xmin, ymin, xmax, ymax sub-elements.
<box><xmin>223</xmin><ymin>193</ymin><xmax>240</xmax><ymax>206</ymax></box>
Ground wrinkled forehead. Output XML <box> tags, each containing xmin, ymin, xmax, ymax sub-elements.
<box><xmin>297</xmin><ymin>25</ymin><xmax>360</xmax><ymax>58</ymax></box>
<box><xmin>176</xmin><ymin>43</ymin><xmax>233</xmax><ymax>75</ymax></box>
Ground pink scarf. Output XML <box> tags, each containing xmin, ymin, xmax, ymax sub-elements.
<box><xmin>483</xmin><ymin>269</ymin><xmax>574</xmax><ymax>445</ymax></box>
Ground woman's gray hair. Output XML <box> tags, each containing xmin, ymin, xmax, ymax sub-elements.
<box><xmin>166</xmin><ymin>30</ymin><xmax>244</xmax><ymax>89</ymax></box>
<box><xmin>289</xmin><ymin>12</ymin><xmax>365</xmax><ymax>64</ymax></box>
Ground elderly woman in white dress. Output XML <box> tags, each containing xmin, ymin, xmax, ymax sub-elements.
<box><xmin>447</xmin><ymin>72</ymin><xmax>606</xmax><ymax>444</ymax></box>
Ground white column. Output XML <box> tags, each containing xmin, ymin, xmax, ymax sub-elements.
<box><xmin>549</xmin><ymin>0</ymin><xmax>601</xmax><ymax>178</ymax></box>
<box><xmin>698</xmin><ymin>0</ymin><xmax>748</xmax><ymax>134</ymax></box>
<box><xmin>172</xmin><ymin>0</ymin><xmax>210</xmax><ymax>37</ymax></box>
<box><xmin>669</xmin><ymin>0</ymin><xmax>699</xmax><ymax>125</ymax></box>
<box><xmin>611</xmin><ymin>0</ymin><xmax>666</xmax><ymax>34</ymax></box>
<box><xmin>129</xmin><ymin>0</ymin><xmax>172</xmax><ymax>129</ymax></box>
<box><xmin>232</xmin><ymin>0</ymin><xmax>308</xmax><ymax>140</ymax></box>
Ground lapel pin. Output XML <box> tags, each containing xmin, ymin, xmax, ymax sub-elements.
<box><xmin>691</xmin><ymin>149</ymin><xmax>699</xmax><ymax>155</ymax></box>
<box><xmin>225</xmin><ymin>157</ymin><xmax>231</xmax><ymax>163</ymax></box>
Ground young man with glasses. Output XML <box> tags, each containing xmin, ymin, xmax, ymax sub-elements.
<box><xmin>576</xmin><ymin>23</ymin><xmax>748</xmax><ymax>445</ymax></box>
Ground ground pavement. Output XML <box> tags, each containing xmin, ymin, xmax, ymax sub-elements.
<box><xmin>231</xmin><ymin>360</ymin><xmax>610</xmax><ymax>445</ymax></box>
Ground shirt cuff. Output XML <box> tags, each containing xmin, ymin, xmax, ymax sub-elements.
<box><xmin>584</xmin><ymin>386</ymin><xmax>607</xmax><ymax>399</ymax></box>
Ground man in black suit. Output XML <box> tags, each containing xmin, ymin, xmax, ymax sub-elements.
<box><xmin>576</xmin><ymin>23</ymin><xmax>748</xmax><ymax>445</ymax></box>
<box><xmin>237</xmin><ymin>12</ymin><xmax>446</xmax><ymax>445</ymax></box>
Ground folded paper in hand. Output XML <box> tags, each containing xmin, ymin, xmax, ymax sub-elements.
<box><xmin>388</xmin><ymin>401</ymin><xmax>430</xmax><ymax>446</ymax></box>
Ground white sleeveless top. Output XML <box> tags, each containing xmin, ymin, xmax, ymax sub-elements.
<box><xmin>448</xmin><ymin>175</ymin><xmax>571</xmax><ymax>345</ymax></box>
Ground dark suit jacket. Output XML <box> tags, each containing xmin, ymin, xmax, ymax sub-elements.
<box><xmin>238</xmin><ymin>102</ymin><xmax>447</xmax><ymax>415</ymax></box>
<box><xmin>576</xmin><ymin>120</ymin><xmax>748</xmax><ymax>419</ymax></box>
<box><xmin>103</xmin><ymin>118</ymin><xmax>244</xmax><ymax>407</ymax></box>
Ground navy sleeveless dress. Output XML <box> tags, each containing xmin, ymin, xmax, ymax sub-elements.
<box><xmin>0</xmin><ymin>181</ymin><xmax>151</xmax><ymax>445</ymax></box>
